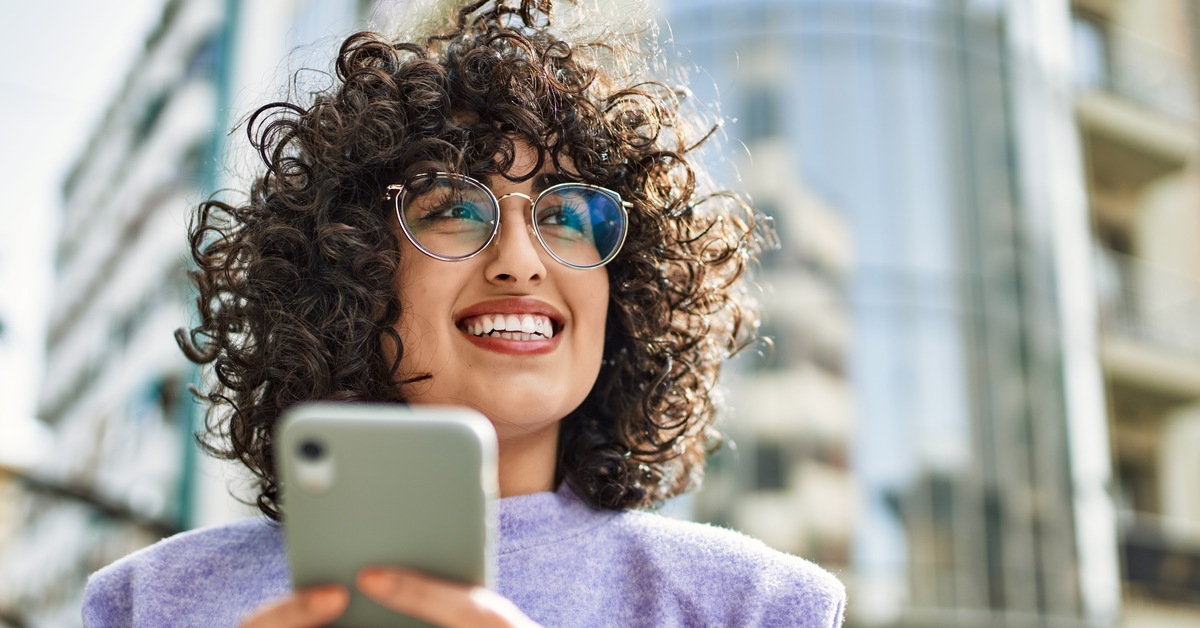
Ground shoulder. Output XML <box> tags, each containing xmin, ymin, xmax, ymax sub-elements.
<box><xmin>86</xmin><ymin>517</ymin><xmax>281</xmax><ymax>585</ymax></box>
<box><xmin>83</xmin><ymin>518</ymin><xmax>288</xmax><ymax>627</ymax></box>
<box><xmin>609</xmin><ymin>510</ymin><xmax>846</xmax><ymax>627</ymax></box>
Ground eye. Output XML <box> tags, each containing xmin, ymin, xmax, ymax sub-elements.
<box><xmin>421</xmin><ymin>199</ymin><xmax>491</xmax><ymax>223</ymax></box>
<box><xmin>537</xmin><ymin>203</ymin><xmax>588</xmax><ymax>234</ymax></box>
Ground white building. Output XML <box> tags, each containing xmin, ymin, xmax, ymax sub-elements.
<box><xmin>0</xmin><ymin>1</ymin><xmax>382</xmax><ymax>624</ymax></box>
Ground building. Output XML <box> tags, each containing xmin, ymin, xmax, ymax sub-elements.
<box><xmin>1071</xmin><ymin>0</ymin><xmax>1200</xmax><ymax>626</ymax></box>
<box><xmin>655</xmin><ymin>0</ymin><xmax>1200</xmax><ymax>626</ymax></box>
<box><xmin>675</xmin><ymin>23</ymin><xmax>860</xmax><ymax>577</ymax></box>
<box><xmin>0</xmin><ymin>0</ymin><xmax>227</xmax><ymax>623</ymax></box>
<box><xmin>0</xmin><ymin>1</ymin><xmax>385</xmax><ymax>625</ymax></box>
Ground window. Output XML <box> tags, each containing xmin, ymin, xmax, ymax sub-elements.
<box><xmin>742</xmin><ymin>84</ymin><xmax>781</xmax><ymax>143</ymax></box>
<box><xmin>185</xmin><ymin>32</ymin><xmax>222</xmax><ymax>81</ymax></box>
<box><xmin>753</xmin><ymin>440</ymin><xmax>789</xmax><ymax>490</ymax></box>
<box><xmin>1071</xmin><ymin>12</ymin><xmax>1111</xmax><ymax>91</ymax></box>
<box><xmin>134</xmin><ymin>92</ymin><xmax>169</xmax><ymax>146</ymax></box>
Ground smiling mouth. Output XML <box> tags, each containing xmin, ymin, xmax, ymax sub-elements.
<box><xmin>459</xmin><ymin>313</ymin><xmax>558</xmax><ymax>340</ymax></box>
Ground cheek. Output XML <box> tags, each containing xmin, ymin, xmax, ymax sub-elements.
<box><xmin>391</xmin><ymin>257</ymin><xmax>453</xmax><ymax>373</ymax></box>
<box><xmin>579</xmin><ymin>273</ymin><xmax>611</xmax><ymax>356</ymax></box>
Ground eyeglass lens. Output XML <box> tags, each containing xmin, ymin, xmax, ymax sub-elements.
<box><xmin>399</xmin><ymin>174</ymin><xmax>626</xmax><ymax>268</ymax></box>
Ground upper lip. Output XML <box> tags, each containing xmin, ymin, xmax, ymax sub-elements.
<box><xmin>455</xmin><ymin>297</ymin><xmax>566</xmax><ymax>333</ymax></box>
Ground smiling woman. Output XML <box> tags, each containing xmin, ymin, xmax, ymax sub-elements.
<box><xmin>392</xmin><ymin>144</ymin><xmax>613</xmax><ymax>489</ymax></box>
<box><xmin>80</xmin><ymin>0</ymin><xmax>846</xmax><ymax>626</ymax></box>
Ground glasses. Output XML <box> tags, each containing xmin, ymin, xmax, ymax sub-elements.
<box><xmin>385</xmin><ymin>173</ymin><xmax>630</xmax><ymax>269</ymax></box>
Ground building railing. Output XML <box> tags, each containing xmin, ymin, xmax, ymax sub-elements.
<box><xmin>1095</xmin><ymin>246</ymin><xmax>1200</xmax><ymax>355</ymax></box>
<box><xmin>1120</xmin><ymin>511</ymin><xmax>1200</xmax><ymax>604</ymax></box>
<box><xmin>1072</xmin><ymin>13</ymin><xmax>1198</xmax><ymax>123</ymax></box>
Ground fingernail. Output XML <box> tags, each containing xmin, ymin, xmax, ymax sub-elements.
<box><xmin>309</xmin><ymin>587</ymin><xmax>348</xmax><ymax>614</ymax></box>
<box><xmin>359</xmin><ymin>568</ymin><xmax>387</xmax><ymax>590</ymax></box>
<box><xmin>359</xmin><ymin>567</ymin><xmax>401</xmax><ymax>593</ymax></box>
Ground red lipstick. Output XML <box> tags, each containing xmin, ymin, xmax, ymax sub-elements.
<box><xmin>455</xmin><ymin>298</ymin><xmax>565</xmax><ymax>355</ymax></box>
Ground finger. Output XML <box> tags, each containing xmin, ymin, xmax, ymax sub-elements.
<box><xmin>357</xmin><ymin>568</ymin><xmax>536</xmax><ymax>627</ymax></box>
<box><xmin>240</xmin><ymin>585</ymin><xmax>349</xmax><ymax>628</ymax></box>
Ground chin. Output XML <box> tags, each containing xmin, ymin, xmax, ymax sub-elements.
<box><xmin>480</xmin><ymin>399</ymin><xmax>572</xmax><ymax>426</ymax></box>
<box><xmin>469</xmin><ymin>390</ymin><xmax>580</xmax><ymax>429</ymax></box>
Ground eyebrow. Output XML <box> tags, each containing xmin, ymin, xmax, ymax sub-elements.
<box><xmin>533</xmin><ymin>172</ymin><xmax>577</xmax><ymax>192</ymax></box>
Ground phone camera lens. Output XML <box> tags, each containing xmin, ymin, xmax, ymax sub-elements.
<box><xmin>298</xmin><ymin>440</ymin><xmax>324</xmax><ymax>461</ymax></box>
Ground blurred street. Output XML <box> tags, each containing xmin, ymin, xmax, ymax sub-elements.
<box><xmin>2</xmin><ymin>1</ymin><xmax>1199</xmax><ymax>626</ymax></box>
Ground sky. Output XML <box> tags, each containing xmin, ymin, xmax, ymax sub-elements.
<box><xmin>0</xmin><ymin>0</ymin><xmax>164</xmax><ymax>462</ymax></box>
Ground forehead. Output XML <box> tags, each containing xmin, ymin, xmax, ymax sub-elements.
<box><xmin>490</xmin><ymin>141</ymin><xmax>579</xmax><ymax>191</ymax></box>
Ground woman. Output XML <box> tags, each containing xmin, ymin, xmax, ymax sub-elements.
<box><xmin>83</xmin><ymin>0</ymin><xmax>846</xmax><ymax>625</ymax></box>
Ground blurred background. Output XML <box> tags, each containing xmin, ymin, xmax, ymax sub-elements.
<box><xmin>1</xmin><ymin>0</ymin><xmax>1198</xmax><ymax>626</ymax></box>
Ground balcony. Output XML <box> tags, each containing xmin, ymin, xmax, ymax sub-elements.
<box><xmin>1121</xmin><ymin>512</ymin><xmax>1200</xmax><ymax>606</ymax></box>
<box><xmin>1072</xmin><ymin>12</ymin><xmax>1195</xmax><ymax>194</ymax></box>
<box><xmin>1096</xmin><ymin>247</ymin><xmax>1200</xmax><ymax>401</ymax></box>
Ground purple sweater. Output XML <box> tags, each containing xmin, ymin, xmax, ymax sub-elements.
<box><xmin>83</xmin><ymin>485</ymin><xmax>845</xmax><ymax>626</ymax></box>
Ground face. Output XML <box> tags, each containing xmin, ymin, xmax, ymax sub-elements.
<box><xmin>391</xmin><ymin>145</ymin><xmax>610</xmax><ymax>444</ymax></box>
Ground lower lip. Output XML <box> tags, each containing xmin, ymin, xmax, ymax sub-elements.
<box><xmin>461</xmin><ymin>330</ymin><xmax>561</xmax><ymax>355</ymax></box>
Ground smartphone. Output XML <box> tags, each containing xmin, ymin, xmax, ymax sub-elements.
<box><xmin>275</xmin><ymin>402</ymin><xmax>499</xmax><ymax>628</ymax></box>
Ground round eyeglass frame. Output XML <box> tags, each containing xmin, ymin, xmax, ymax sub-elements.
<box><xmin>384</xmin><ymin>172</ymin><xmax>631</xmax><ymax>270</ymax></box>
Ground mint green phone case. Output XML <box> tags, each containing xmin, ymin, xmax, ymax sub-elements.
<box><xmin>276</xmin><ymin>403</ymin><xmax>498</xmax><ymax>628</ymax></box>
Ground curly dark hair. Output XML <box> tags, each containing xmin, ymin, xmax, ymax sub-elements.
<box><xmin>177</xmin><ymin>0</ymin><xmax>770</xmax><ymax>520</ymax></box>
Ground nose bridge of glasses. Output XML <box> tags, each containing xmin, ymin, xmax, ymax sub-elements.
<box><xmin>490</xmin><ymin>191</ymin><xmax>541</xmax><ymax>249</ymax></box>
<box><xmin>493</xmin><ymin>191</ymin><xmax>538</xmax><ymax>235</ymax></box>
<box><xmin>495</xmin><ymin>191</ymin><xmax>534</xmax><ymax>209</ymax></box>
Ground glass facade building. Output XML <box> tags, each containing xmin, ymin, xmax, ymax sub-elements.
<box><xmin>659</xmin><ymin>0</ymin><xmax>1130</xmax><ymax>625</ymax></box>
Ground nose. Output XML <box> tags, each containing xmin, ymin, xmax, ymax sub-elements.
<box><xmin>484</xmin><ymin>194</ymin><xmax>546</xmax><ymax>286</ymax></box>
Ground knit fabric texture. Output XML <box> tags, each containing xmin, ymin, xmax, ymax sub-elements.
<box><xmin>83</xmin><ymin>484</ymin><xmax>845</xmax><ymax>627</ymax></box>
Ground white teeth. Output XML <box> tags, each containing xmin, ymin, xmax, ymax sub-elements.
<box><xmin>463</xmin><ymin>313</ymin><xmax>555</xmax><ymax>340</ymax></box>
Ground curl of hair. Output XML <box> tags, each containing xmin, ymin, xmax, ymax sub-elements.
<box><xmin>178</xmin><ymin>0</ymin><xmax>770</xmax><ymax>519</ymax></box>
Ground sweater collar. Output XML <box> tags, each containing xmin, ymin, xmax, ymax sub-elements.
<box><xmin>496</xmin><ymin>482</ymin><xmax>616</xmax><ymax>553</ymax></box>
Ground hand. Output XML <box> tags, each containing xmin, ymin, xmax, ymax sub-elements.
<box><xmin>239</xmin><ymin>585</ymin><xmax>349</xmax><ymax>627</ymax></box>
<box><xmin>357</xmin><ymin>567</ymin><xmax>541</xmax><ymax>627</ymax></box>
<box><xmin>238</xmin><ymin>570</ymin><xmax>540</xmax><ymax>627</ymax></box>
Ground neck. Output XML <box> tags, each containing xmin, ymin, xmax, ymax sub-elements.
<box><xmin>496</xmin><ymin>422</ymin><xmax>560</xmax><ymax>497</ymax></box>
